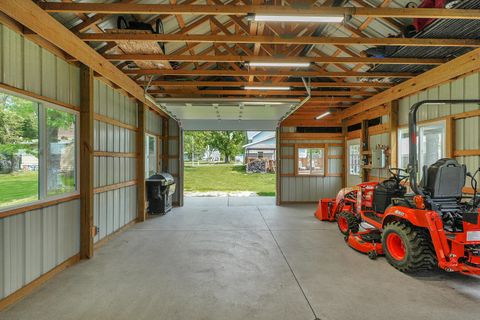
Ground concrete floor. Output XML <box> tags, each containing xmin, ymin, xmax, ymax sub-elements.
<box><xmin>2</xmin><ymin>196</ymin><xmax>480</xmax><ymax>320</ymax></box>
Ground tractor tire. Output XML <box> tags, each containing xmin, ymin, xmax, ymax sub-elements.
<box><xmin>382</xmin><ymin>221</ymin><xmax>437</xmax><ymax>273</ymax></box>
<box><xmin>337</xmin><ymin>211</ymin><xmax>359</xmax><ymax>236</ymax></box>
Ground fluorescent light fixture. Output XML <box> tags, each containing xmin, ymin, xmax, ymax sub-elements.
<box><xmin>244</xmin><ymin>86</ymin><xmax>291</xmax><ymax>91</ymax></box>
<box><xmin>242</xmin><ymin>101</ymin><xmax>286</xmax><ymax>105</ymax></box>
<box><xmin>315</xmin><ymin>111</ymin><xmax>331</xmax><ymax>120</ymax></box>
<box><xmin>253</xmin><ymin>14</ymin><xmax>344</xmax><ymax>23</ymax></box>
<box><xmin>248</xmin><ymin>62</ymin><xmax>311</xmax><ymax>68</ymax></box>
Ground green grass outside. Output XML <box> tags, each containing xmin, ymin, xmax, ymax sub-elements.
<box><xmin>0</xmin><ymin>171</ymin><xmax>39</xmax><ymax>207</ymax></box>
<box><xmin>184</xmin><ymin>164</ymin><xmax>275</xmax><ymax>196</ymax></box>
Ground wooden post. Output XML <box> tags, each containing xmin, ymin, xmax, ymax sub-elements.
<box><xmin>446</xmin><ymin>116</ymin><xmax>455</xmax><ymax>158</ymax></box>
<box><xmin>80</xmin><ymin>64</ymin><xmax>94</xmax><ymax>259</ymax></box>
<box><xmin>137</xmin><ymin>101</ymin><xmax>146</xmax><ymax>222</ymax></box>
<box><xmin>341</xmin><ymin>122</ymin><xmax>347</xmax><ymax>188</ymax></box>
<box><xmin>178</xmin><ymin>127</ymin><xmax>184</xmax><ymax>207</ymax></box>
<box><xmin>388</xmin><ymin>100</ymin><xmax>399</xmax><ymax>168</ymax></box>
<box><xmin>360</xmin><ymin>119</ymin><xmax>369</xmax><ymax>182</ymax></box>
<box><xmin>276</xmin><ymin>126</ymin><xmax>281</xmax><ymax>205</ymax></box>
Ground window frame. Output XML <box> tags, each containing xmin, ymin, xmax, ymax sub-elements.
<box><xmin>294</xmin><ymin>144</ymin><xmax>326</xmax><ymax>177</ymax></box>
<box><xmin>397</xmin><ymin>119</ymin><xmax>446</xmax><ymax>171</ymax></box>
<box><xmin>0</xmin><ymin>89</ymin><xmax>80</xmax><ymax>213</ymax></box>
<box><xmin>145</xmin><ymin>133</ymin><xmax>158</xmax><ymax>177</ymax></box>
<box><xmin>348</xmin><ymin>143</ymin><xmax>361</xmax><ymax>176</ymax></box>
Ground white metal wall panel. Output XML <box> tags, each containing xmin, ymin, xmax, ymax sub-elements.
<box><xmin>0</xmin><ymin>24</ymin><xmax>83</xmax><ymax>302</ymax></box>
<box><xmin>93</xmin><ymin>79</ymin><xmax>138</xmax><ymax>242</ymax></box>
<box><xmin>146</xmin><ymin>110</ymin><xmax>163</xmax><ymax>135</ymax></box>
<box><xmin>23</xmin><ymin>40</ymin><xmax>41</xmax><ymax>94</ymax></box>
<box><xmin>0</xmin><ymin>200</ymin><xmax>80</xmax><ymax>300</ymax></box>
<box><xmin>2</xmin><ymin>25</ymin><xmax>23</xmax><ymax>89</ymax></box>
<box><xmin>279</xmin><ymin>127</ymin><xmax>343</xmax><ymax>202</ymax></box>
<box><xmin>93</xmin><ymin>186</ymin><xmax>137</xmax><ymax>243</ymax></box>
<box><xmin>398</xmin><ymin>71</ymin><xmax>480</xmax><ymax>175</ymax></box>
<box><xmin>0</xmin><ymin>23</ymin><xmax>80</xmax><ymax>107</ymax></box>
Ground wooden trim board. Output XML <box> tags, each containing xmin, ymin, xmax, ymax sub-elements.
<box><xmin>0</xmin><ymin>254</ymin><xmax>80</xmax><ymax>311</ymax></box>
<box><xmin>94</xmin><ymin>114</ymin><xmax>138</xmax><ymax>131</ymax></box>
<box><xmin>94</xmin><ymin>219</ymin><xmax>137</xmax><ymax>250</ymax></box>
<box><xmin>93</xmin><ymin>180</ymin><xmax>137</xmax><ymax>194</ymax></box>
<box><xmin>93</xmin><ymin>151</ymin><xmax>137</xmax><ymax>158</ymax></box>
<box><xmin>0</xmin><ymin>82</ymin><xmax>80</xmax><ymax>111</ymax></box>
<box><xmin>0</xmin><ymin>194</ymin><xmax>80</xmax><ymax>219</ymax></box>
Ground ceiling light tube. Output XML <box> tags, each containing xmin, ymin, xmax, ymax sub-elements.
<box><xmin>253</xmin><ymin>14</ymin><xmax>344</xmax><ymax>23</ymax></box>
<box><xmin>248</xmin><ymin>62</ymin><xmax>311</xmax><ymax>68</ymax></box>
<box><xmin>244</xmin><ymin>86</ymin><xmax>291</xmax><ymax>91</ymax></box>
<box><xmin>242</xmin><ymin>101</ymin><xmax>286</xmax><ymax>105</ymax></box>
<box><xmin>315</xmin><ymin>111</ymin><xmax>331</xmax><ymax>120</ymax></box>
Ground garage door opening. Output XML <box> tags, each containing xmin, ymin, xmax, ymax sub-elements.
<box><xmin>183</xmin><ymin>130</ymin><xmax>276</xmax><ymax>203</ymax></box>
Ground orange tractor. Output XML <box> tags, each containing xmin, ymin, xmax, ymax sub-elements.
<box><xmin>317</xmin><ymin>100</ymin><xmax>480</xmax><ymax>275</ymax></box>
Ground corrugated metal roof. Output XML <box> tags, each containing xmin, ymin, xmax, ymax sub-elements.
<box><xmin>371</xmin><ymin>0</ymin><xmax>480</xmax><ymax>76</ymax></box>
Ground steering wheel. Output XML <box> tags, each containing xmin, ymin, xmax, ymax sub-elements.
<box><xmin>389</xmin><ymin>168</ymin><xmax>409</xmax><ymax>182</ymax></box>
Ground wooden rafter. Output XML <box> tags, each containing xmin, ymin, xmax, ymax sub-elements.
<box><xmin>148</xmin><ymin>89</ymin><xmax>376</xmax><ymax>96</ymax></box>
<box><xmin>138</xmin><ymin>80</ymin><xmax>392</xmax><ymax>88</ymax></box>
<box><xmin>123</xmin><ymin>69</ymin><xmax>415</xmax><ymax>78</ymax></box>
<box><xmin>78</xmin><ymin>33</ymin><xmax>480</xmax><ymax>47</ymax></box>
<box><xmin>340</xmin><ymin>48</ymin><xmax>480</xmax><ymax>119</ymax></box>
<box><xmin>39</xmin><ymin>3</ymin><xmax>480</xmax><ymax>20</ymax></box>
<box><xmin>99</xmin><ymin>54</ymin><xmax>445</xmax><ymax>65</ymax></box>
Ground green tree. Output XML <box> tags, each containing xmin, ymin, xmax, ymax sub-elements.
<box><xmin>184</xmin><ymin>131</ymin><xmax>209</xmax><ymax>162</ymax></box>
<box><xmin>207</xmin><ymin>131</ymin><xmax>246</xmax><ymax>163</ymax></box>
<box><xmin>0</xmin><ymin>93</ymin><xmax>39</xmax><ymax>173</ymax></box>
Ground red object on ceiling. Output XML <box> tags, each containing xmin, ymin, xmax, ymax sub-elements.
<box><xmin>413</xmin><ymin>0</ymin><xmax>447</xmax><ymax>32</ymax></box>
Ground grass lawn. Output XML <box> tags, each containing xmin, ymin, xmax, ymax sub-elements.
<box><xmin>0</xmin><ymin>171</ymin><xmax>38</xmax><ymax>207</ymax></box>
<box><xmin>184</xmin><ymin>164</ymin><xmax>275</xmax><ymax>196</ymax></box>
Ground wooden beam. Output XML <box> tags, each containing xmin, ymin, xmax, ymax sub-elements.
<box><xmin>79</xmin><ymin>33</ymin><xmax>480</xmax><ymax>48</ymax></box>
<box><xmin>137</xmin><ymin>101</ymin><xmax>146</xmax><ymax>222</ymax></box>
<box><xmin>79</xmin><ymin>65</ymin><xmax>94</xmax><ymax>260</ymax></box>
<box><xmin>150</xmin><ymin>89</ymin><xmax>375</xmax><ymax>96</ymax></box>
<box><xmin>281</xmin><ymin>119</ymin><xmax>341</xmax><ymax>127</ymax></box>
<box><xmin>155</xmin><ymin>96</ymin><xmax>360</xmax><ymax>102</ymax></box>
<box><xmin>0</xmin><ymin>195</ymin><xmax>80</xmax><ymax>220</ymax></box>
<box><xmin>388</xmin><ymin>101</ymin><xmax>399</xmax><ymax>168</ymax></box>
<box><xmin>341</xmin><ymin>48</ymin><xmax>480</xmax><ymax>120</ymax></box>
<box><xmin>40</xmin><ymin>3</ymin><xmax>480</xmax><ymax>20</ymax></box>
<box><xmin>360</xmin><ymin>119</ymin><xmax>369</xmax><ymax>182</ymax></box>
<box><xmin>140</xmin><ymin>80</ymin><xmax>392</xmax><ymax>88</ymax></box>
<box><xmin>446</xmin><ymin>116</ymin><xmax>455</xmax><ymax>158</ymax></box>
<box><xmin>101</xmin><ymin>54</ymin><xmax>445</xmax><ymax>65</ymax></box>
<box><xmin>125</xmin><ymin>69</ymin><xmax>414</xmax><ymax>78</ymax></box>
<box><xmin>94</xmin><ymin>180</ymin><xmax>138</xmax><ymax>194</ymax></box>
<box><xmin>0</xmin><ymin>0</ymin><xmax>145</xmax><ymax>102</ymax></box>
<box><xmin>454</xmin><ymin>149</ymin><xmax>480</xmax><ymax>157</ymax></box>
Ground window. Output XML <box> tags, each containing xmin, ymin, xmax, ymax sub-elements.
<box><xmin>145</xmin><ymin>134</ymin><xmax>157</xmax><ymax>177</ymax></box>
<box><xmin>0</xmin><ymin>91</ymin><xmax>78</xmax><ymax>210</ymax></box>
<box><xmin>46</xmin><ymin>108</ymin><xmax>76</xmax><ymax>196</ymax></box>
<box><xmin>296</xmin><ymin>146</ymin><xmax>325</xmax><ymax>176</ymax></box>
<box><xmin>398</xmin><ymin>121</ymin><xmax>446</xmax><ymax>173</ymax></box>
<box><xmin>349</xmin><ymin>144</ymin><xmax>361</xmax><ymax>176</ymax></box>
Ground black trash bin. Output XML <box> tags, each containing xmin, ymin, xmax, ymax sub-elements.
<box><xmin>146</xmin><ymin>173</ymin><xmax>176</xmax><ymax>214</ymax></box>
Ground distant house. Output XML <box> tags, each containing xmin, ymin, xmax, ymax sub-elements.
<box><xmin>243</xmin><ymin>131</ymin><xmax>276</xmax><ymax>162</ymax></box>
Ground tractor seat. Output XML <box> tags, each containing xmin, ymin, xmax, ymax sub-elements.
<box><xmin>420</xmin><ymin>158</ymin><xmax>466</xmax><ymax>199</ymax></box>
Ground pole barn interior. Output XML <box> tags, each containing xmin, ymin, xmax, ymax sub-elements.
<box><xmin>1</xmin><ymin>1</ymin><xmax>480</xmax><ymax>319</ymax></box>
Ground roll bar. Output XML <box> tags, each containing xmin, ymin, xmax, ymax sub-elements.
<box><xmin>408</xmin><ymin>100</ymin><xmax>480</xmax><ymax>196</ymax></box>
